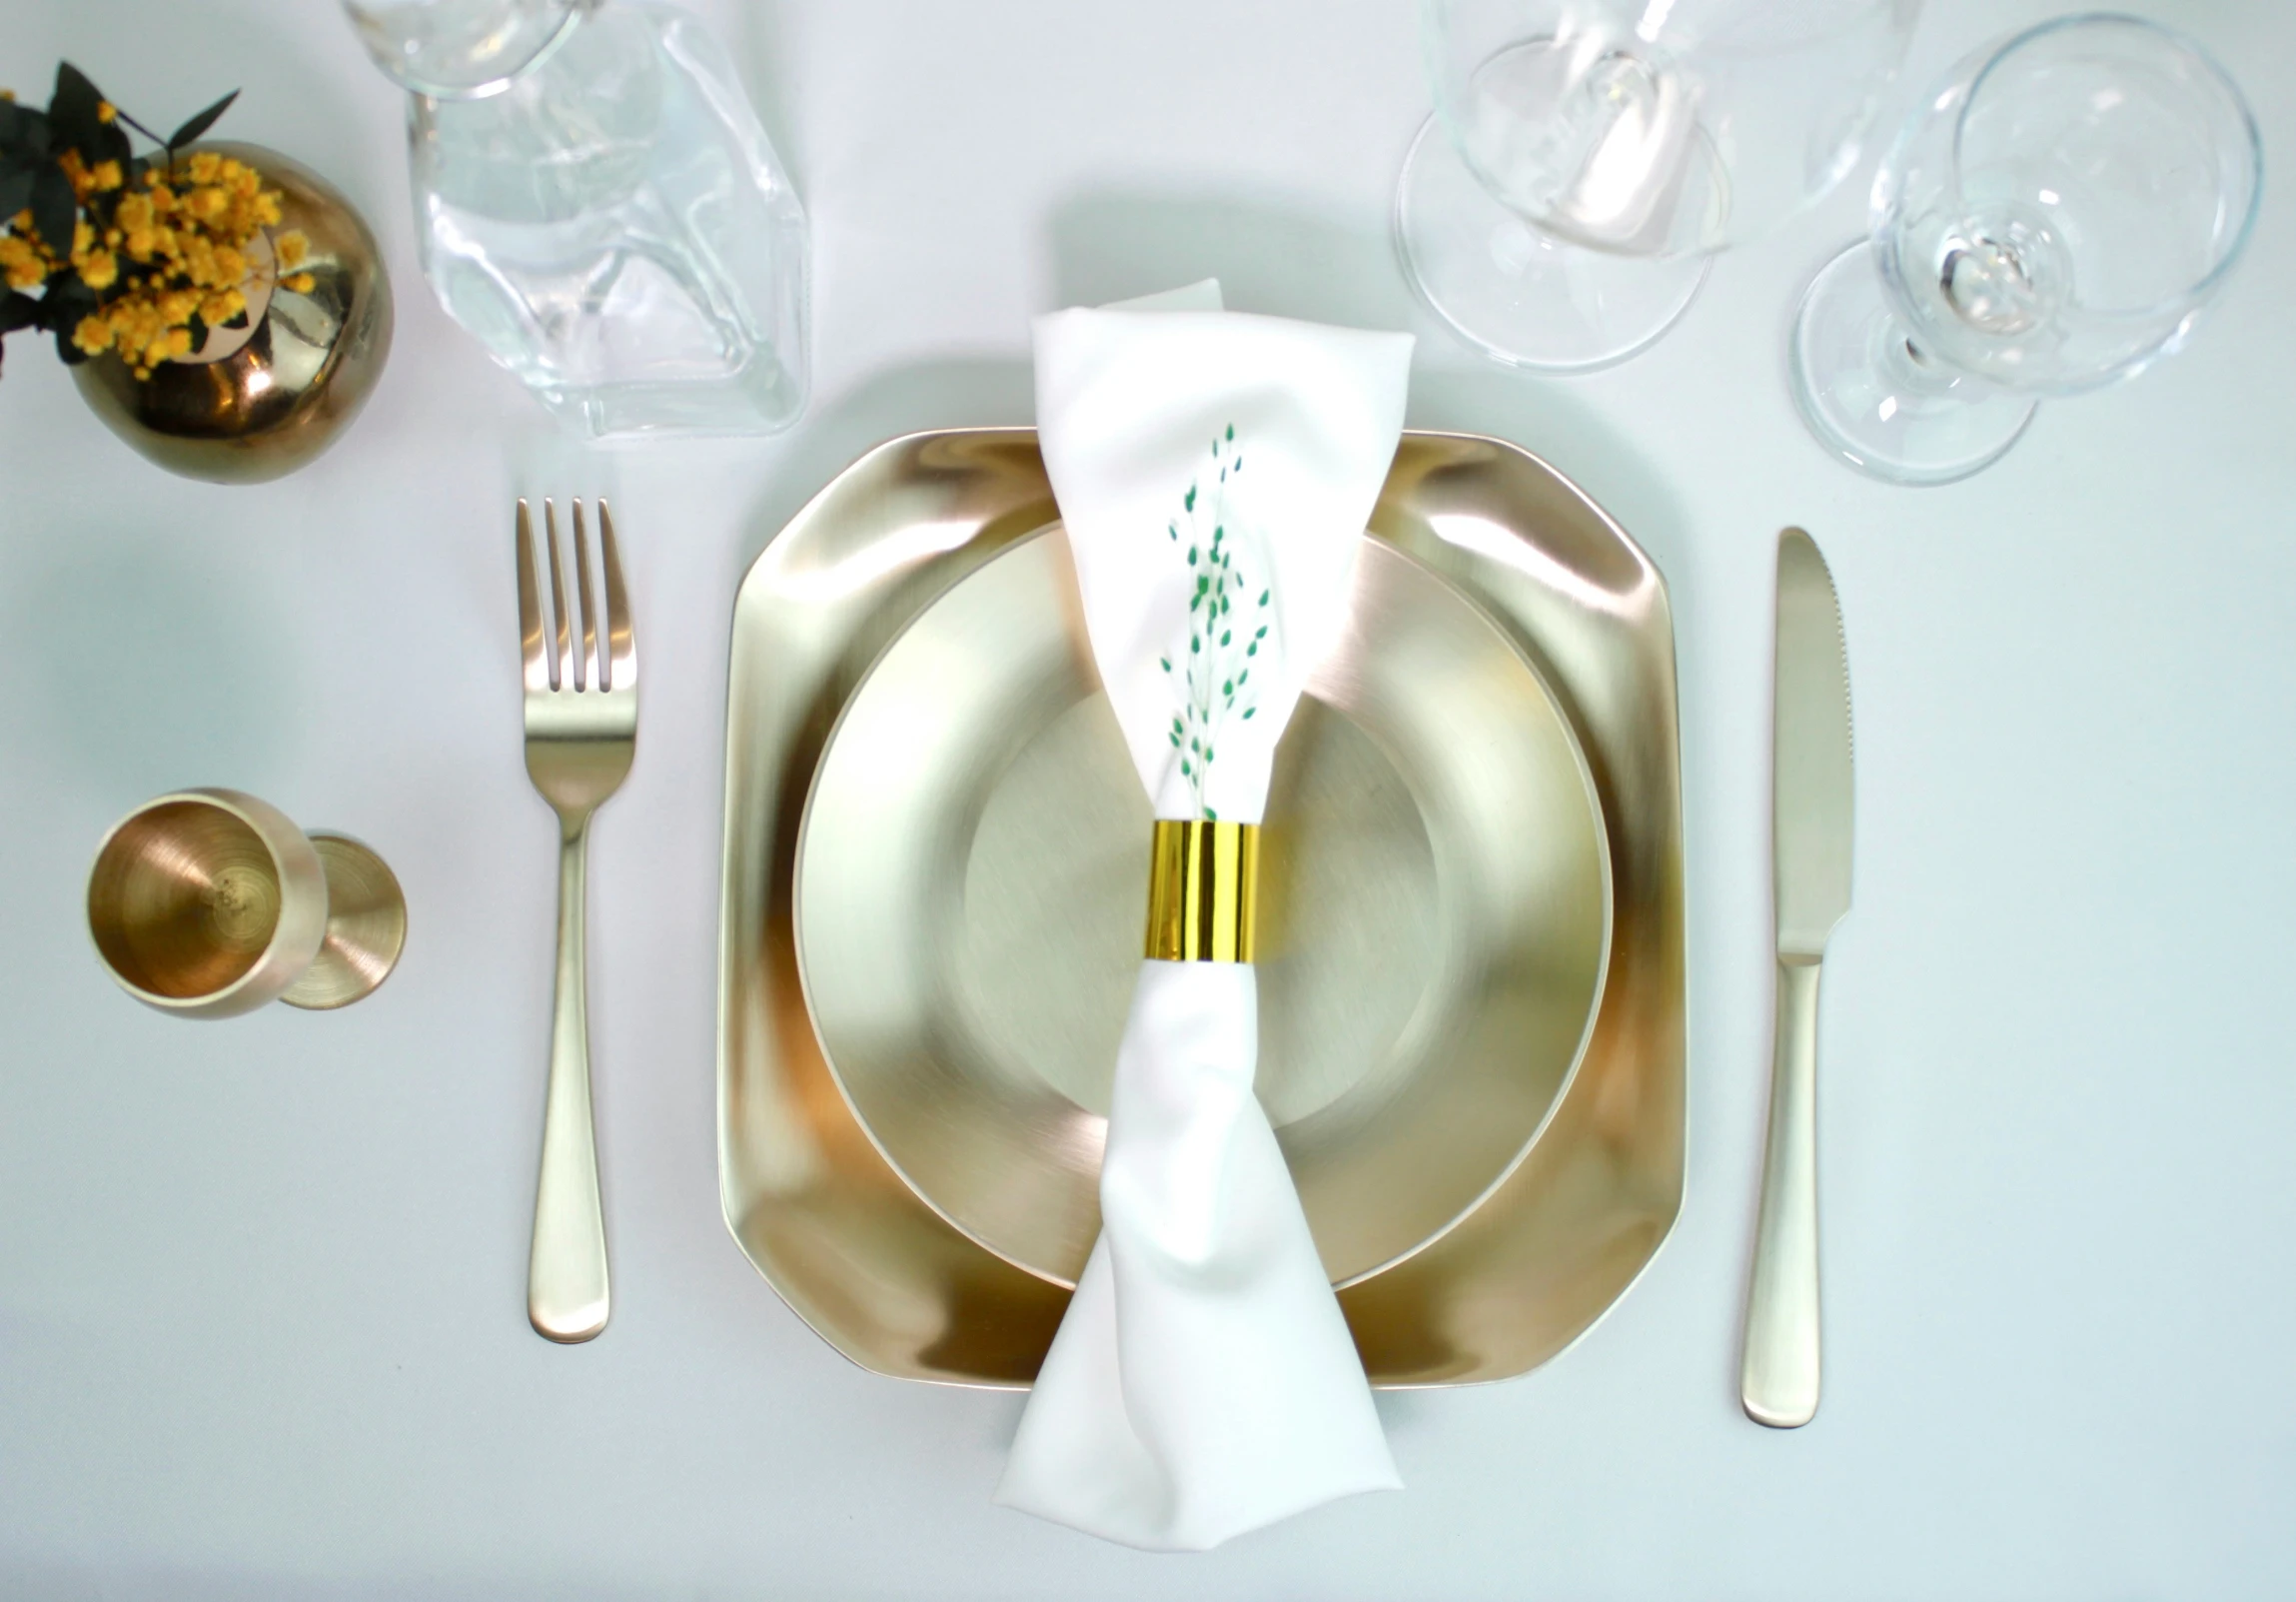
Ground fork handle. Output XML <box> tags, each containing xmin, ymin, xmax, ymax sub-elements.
<box><xmin>1741</xmin><ymin>956</ymin><xmax>1821</xmax><ymax>1427</ymax></box>
<box><xmin>530</xmin><ymin>818</ymin><xmax>610</xmax><ymax>1343</ymax></box>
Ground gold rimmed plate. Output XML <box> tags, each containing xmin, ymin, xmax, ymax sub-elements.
<box><xmin>795</xmin><ymin>528</ymin><xmax>1613</xmax><ymax>1290</ymax></box>
<box><xmin>717</xmin><ymin>430</ymin><xmax>1685</xmax><ymax>1387</ymax></box>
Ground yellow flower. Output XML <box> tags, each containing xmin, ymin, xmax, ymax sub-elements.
<box><xmin>97</xmin><ymin>100</ymin><xmax>117</xmax><ymax>123</ymax></box>
<box><xmin>164</xmin><ymin>327</ymin><xmax>194</xmax><ymax>359</ymax></box>
<box><xmin>116</xmin><ymin>193</ymin><xmax>155</xmax><ymax>233</ymax></box>
<box><xmin>77</xmin><ymin>249</ymin><xmax>119</xmax><ymax>292</ymax></box>
<box><xmin>202</xmin><ymin>288</ymin><xmax>246</xmax><ymax>324</ymax></box>
<box><xmin>159</xmin><ymin>288</ymin><xmax>202</xmax><ymax>324</ymax></box>
<box><xmin>284</xmin><ymin>272</ymin><xmax>315</xmax><ymax>294</ymax></box>
<box><xmin>73</xmin><ymin>219</ymin><xmax>94</xmax><ymax>257</ymax></box>
<box><xmin>0</xmin><ymin>234</ymin><xmax>46</xmax><ymax>290</ymax></box>
<box><xmin>73</xmin><ymin>315</ymin><xmax>113</xmax><ymax>355</ymax></box>
<box><xmin>90</xmin><ymin>160</ymin><xmax>124</xmax><ymax>192</ymax></box>
<box><xmin>276</xmin><ymin>230</ymin><xmax>309</xmax><ymax>270</ymax></box>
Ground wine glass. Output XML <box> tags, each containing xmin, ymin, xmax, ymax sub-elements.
<box><xmin>340</xmin><ymin>0</ymin><xmax>587</xmax><ymax>98</ymax></box>
<box><xmin>1398</xmin><ymin>0</ymin><xmax>1917</xmax><ymax>373</ymax></box>
<box><xmin>1789</xmin><ymin>14</ymin><xmax>2262</xmax><ymax>486</ymax></box>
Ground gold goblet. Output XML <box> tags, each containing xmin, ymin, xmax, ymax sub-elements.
<box><xmin>87</xmin><ymin>789</ymin><xmax>406</xmax><ymax>1016</ymax></box>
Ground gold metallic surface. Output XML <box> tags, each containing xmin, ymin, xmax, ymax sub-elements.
<box><xmin>1741</xmin><ymin>527</ymin><xmax>1854</xmax><ymax>1429</ymax></box>
<box><xmin>1143</xmin><ymin>820</ymin><xmax>1260</xmax><ymax>963</ymax></box>
<box><xmin>798</xmin><ymin>532</ymin><xmax>1610</xmax><ymax>1289</ymax></box>
<box><xmin>518</xmin><ymin>498</ymin><xmax>638</xmax><ymax>1346</ymax></box>
<box><xmin>280</xmin><ymin>835</ymin><xmax>409</xmax><ymax>1010</ymax></box>
<box><xmin>87</xmin><ymin>789</ymin><xmax>403</xmax><ymax>1018</ymax></box>
<box><xmin>717</xmin><ymin>430</ymin><xmax>1685</xmax><ymax>1387</ymax></box>
<box><xmin>72</xmin><ymin>143</ymin><xmax>394</xmax><ymax>485</ymax></box>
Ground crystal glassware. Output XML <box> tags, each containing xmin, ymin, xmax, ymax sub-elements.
<box><xmin>341</xmin><ymin>0</ymin><xmax>809</xmax><ymax>438</ymax></box>
<box><xmin>1398</xmin><ymin>0</ymin><xmax>1915</xmax><ymax>373</ymax></box>
<box><xmin>1789</xmin><ymin>14</ymin><xmax>2262</xmax><ymax>486</ymax></box>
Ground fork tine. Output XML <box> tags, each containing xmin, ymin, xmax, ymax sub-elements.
<box><xmin>598</xmin><ymin>500</ymin><xmax>635</xmax><ymax>692</ymax></box>
<box><xmin>573</xmin><ymin>499</ymin><xmax>600</xmax><ymax>695</ymax></box>
<box><xmin>544</xmin><ymin>498</ymin><xmax>574</xmax><ymax>693</ymax></box>
<box><xmin>516</xmin><ymin>499</ymin><xmax>550</xmax><ymax>695</ymax></box>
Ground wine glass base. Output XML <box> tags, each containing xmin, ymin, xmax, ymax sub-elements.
<box><xmin>1395</xmin><ymin>117</ymin><xmax>1710</xmax><ymax>375</ymax></box>
<box><xmin>1789</xmin><ymin>240</ymin><xmax>2037</xmax><ymax>486</ymax></box>
<box><xmin>280</xmin><ymin>833</ymin><xmax>408</xmax><ymax>1010</ymax></box>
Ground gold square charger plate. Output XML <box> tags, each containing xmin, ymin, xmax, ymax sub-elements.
<box><xmin>716</xmin><ymin>429</ymin><xmax>1684</xmax><ymax>1387</ymax></box>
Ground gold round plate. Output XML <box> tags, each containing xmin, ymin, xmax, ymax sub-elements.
<box><xmin>795</xmin><ymin>529</ymin><xmax>1612</xmax><ymax>1289</ymax></box>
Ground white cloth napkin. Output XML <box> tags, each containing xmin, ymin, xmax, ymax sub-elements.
<box><xmin>993</xmin><ymin>281</ymin><xmax>1413</xmax><ymax>1551</ymax></box>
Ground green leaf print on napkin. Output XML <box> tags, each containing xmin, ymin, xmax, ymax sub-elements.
<box><xmin>1157</xmin><ymin>425</ymin><xmax>1275</xmax><ymax>820</ymax></box>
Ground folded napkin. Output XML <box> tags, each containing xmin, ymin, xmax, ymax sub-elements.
<box><xmin>994</xmin><ymin>281</ymin><xmax>1413</xmax><ymax>1551</ymax></box>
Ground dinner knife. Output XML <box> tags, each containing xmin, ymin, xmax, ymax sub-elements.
<box><xmin>1741</xmin><ymin>526</ymin><xmax>1853</xmax><ymax>1429</ymax></box>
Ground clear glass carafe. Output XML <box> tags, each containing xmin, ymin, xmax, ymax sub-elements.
<box><xmin>343</xmin><ymin>0</ymin><xmax>808</xmax><ymax>437</ymax></box>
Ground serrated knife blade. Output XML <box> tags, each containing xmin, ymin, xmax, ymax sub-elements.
<box><xmin>1741</xmin><ymin>526</ymin><xmax>1853</xmax><ymax>1429</ymax></box>
<box><xmin>1773</xmin><ymin>529</ymin><xmax>1854</xmax><ymax>955</ymax></box>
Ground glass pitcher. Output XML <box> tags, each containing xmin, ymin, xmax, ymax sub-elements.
<box><xmin>343</xmin><ymin>0</ymin><xmax>809</xmax><ymax>437</ymax></box>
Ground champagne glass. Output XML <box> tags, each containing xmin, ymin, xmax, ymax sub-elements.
<box><xmin>1398</xmin><ymin>0</ymin><xmax>1916</xmax><ymax>373</ymax></box>
<box><xmin>1789</xmin><ymin>14</ymin><xmax>2262</xmax><ymax>485</ymax></box>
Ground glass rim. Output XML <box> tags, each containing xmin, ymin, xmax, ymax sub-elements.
<box><xmin>1941</xmin><ymin>10</ymin><xmax>2265</xmax><ymax>319</ymax></box>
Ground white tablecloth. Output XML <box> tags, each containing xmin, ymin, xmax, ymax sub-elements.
<box><xmin>1</xmin><ymin>1</ymin><xmax>2291</xmax><ymax>1595</ymax></box>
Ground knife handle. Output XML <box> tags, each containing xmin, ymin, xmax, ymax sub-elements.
<box><xmin>1741</xmin><ymin>956</ymin><xmax>1822</xmax><ymax>1428</ymax></box>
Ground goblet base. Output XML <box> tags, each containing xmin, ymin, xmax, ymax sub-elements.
<box><xmin>280</xmin><ymin>834</ymin><xmax>408</xmax><ymax>1011</ymax></box>
<box><xmin>1394</xmin><ymin>117</ymin><xmax>1709</xmax><ymax>375</ymax></box>
<box><xmin>1790</xmin><ymin>240</ymin><xmax>2036</xmax><ymax>487</ymax></box>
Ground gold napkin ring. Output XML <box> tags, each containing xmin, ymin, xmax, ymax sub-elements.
<box><xmin>1144</xmin><ymin>819</ymin><xmax>1259</xmax><ymax>963</ymax></box>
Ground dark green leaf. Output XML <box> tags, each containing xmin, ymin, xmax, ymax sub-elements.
<box><xmin>0</xmin><ymin>164</ymin><xmax>31</xmax><ymax>222</ymax></box>
<box><xmin>27</xmin><ymin>163</ymin><xmax>75</xmax><ymax>259</ymax></box>
<box><xmin>1184</xmin><ymin>486</ymin><xmax>1196</xmax><ymax>512</ymax></box>
<box><xmin>185</xmin><ymin>312</ymin><xmax>208</xmax><ymax>349</ymax></box>
<box><xmin>168</xmin><ymin>89</ymin><xmax>238</xmax><ymax>152</ymax></box>
<box><xmin>35</xmin><ymin>274</ymin><xmax>95</xmax><ymax>331</ymax></box>
<box><xmin>54</xmin><ymin>325</ymin><xmax>88</xmax><ymax>364</ymax></box>
<box><xmin>49</xmin><ymin>62</ymin><xmax>108</xmax><ymax>159</ymax></box>
<box><xmin>1225</xmin><ymin>424</ymin><xmax>1233</xmax><ymax>441</ymax></box>
<box><xmin>1241</xmin><ymin>708</ymin><xmax>1256</xmax><ymax>720</ymax></box>
<box><xmin>0</xmin><ymin>290</ymin><xmax>39</xmax><ymax>334</ymax></box>
<box><xmin>0</xmin><ymin>105</ymin><xmax>51</xmax><ymax>167</ymax></box>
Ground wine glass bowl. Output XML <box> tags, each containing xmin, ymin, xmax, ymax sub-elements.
<box><xmin>1400</xmin><ymin>0</ymin><xmax>1915</xmax><ymax>372</ymax></box>
<box><xmin>1792</xmin><ymin>13</ymin><xmax>2262</xmax><ymax>484</ymax></box>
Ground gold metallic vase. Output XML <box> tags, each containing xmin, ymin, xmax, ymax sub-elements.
<box><xmin>71</xmin><ymin>143</ymin><xmax>394</xmax><ymax>485</ymax></box>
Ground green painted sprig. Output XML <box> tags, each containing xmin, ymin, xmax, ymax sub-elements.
<box><xmin>1158</xmin><ymin>424</ymin><xmax>1274</xmax><ymax>819</ymax></box>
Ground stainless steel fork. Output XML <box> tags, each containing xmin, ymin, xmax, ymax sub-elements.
<box><xmin>517</xmin><ymin>497</ymin><xmax>636</xmax><ymax>1344</ymax></box>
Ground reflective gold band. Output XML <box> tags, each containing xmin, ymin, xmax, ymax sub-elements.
<box><xmin>1144</xmin><ymin>819</ymin><xmax>1260</xmax><ymax>963</ymax></box>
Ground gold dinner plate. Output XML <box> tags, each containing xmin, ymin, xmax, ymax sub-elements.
<box><xmin>718</xmin><ymin>430</ymin><xmax>1684</xmax><ymax>1387</ymax></box>
<box><xmin>796</xmin><ymin>529</ymin><xmax>1612</xmax><ymax>1290</ymax></box>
